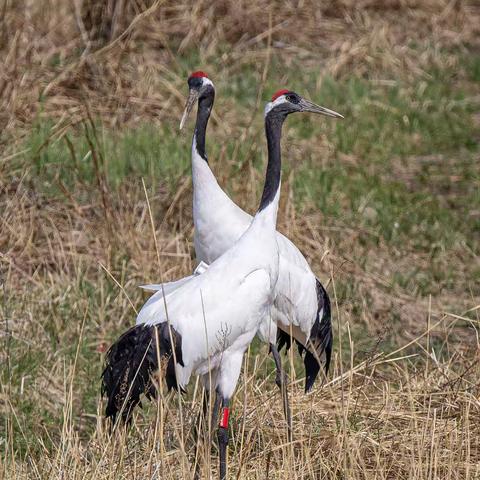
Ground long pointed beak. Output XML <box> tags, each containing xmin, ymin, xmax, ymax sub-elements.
<box><xmin>300</xmin><ymin>98</ymin><xmax>343</xmax><ymax>119</ymax></box>
<box><xmin>179</xmin><ymin>90</ymin><xmax>199</xmax><ymax>130</ymax></box>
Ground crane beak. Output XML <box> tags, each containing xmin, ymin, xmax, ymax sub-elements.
<box><xmin>180</xmin><ymin>90</ymin><xmax>199</xmax><ymax>130</ymax></box>
<box><xmin>300</xmin><ymin>99</ymin><xmax>343</xmax><ymax>119</ymax></box>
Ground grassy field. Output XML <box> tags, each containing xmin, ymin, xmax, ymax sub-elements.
<box><xmin>1</xmin><ymin>0</ymin><xmax>480</xmax><ymax>478</ymax></box>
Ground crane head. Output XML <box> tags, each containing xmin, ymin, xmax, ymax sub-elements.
<box><xmin>265</xmin><ymin>89</ymin><xmax>343</xmax><ymax>119</ymax></box>
<box><xmin>180</xmin><ymin>71</ymin><xmax>214</xmax><ymax>130</ymax></box>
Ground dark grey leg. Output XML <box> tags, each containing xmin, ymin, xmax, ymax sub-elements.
<box><xmin>217</xmin><ymin>395</ymin><xmax>230</xmax><ymax>480</ymax></box>
<box><xmin>270</xmin><ymin>342</ymin><xmax>292</xmax><ymax>441</ymax></box>
<box><xmin>210</xmin><ymin>393</ymin><xmax>221</xmax><ymax>440</ymax></box>
<box><xmin>194</xmin><ymin>389</ymin><xmax>222</xmax><ymax>480</ymax></box>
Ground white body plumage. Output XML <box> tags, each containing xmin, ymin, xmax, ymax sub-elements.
<box><xmin>136</xmin><ymin>198</ymin><xmax>280</xmax><ymax>397</ymax></box>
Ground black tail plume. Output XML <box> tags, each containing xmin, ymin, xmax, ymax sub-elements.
<box><xmin>101</xmin><ymin>323</ymin><xmax>183</xmax><ymax>425</ymax></box>
<box><xmin>304</xmin><ymin>279</ymin><xmax>332</xmax><ymax>393</ymax></box>
<box><xmin>276</xmin><ymin>278</ymin><xmax>333</xmax><ymax>394</ymax></box>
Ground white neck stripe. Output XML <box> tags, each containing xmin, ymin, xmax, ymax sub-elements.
<box><xmin>264</xmin><ymin>95</ymin><xmax>288</xmax><ymax>116</ymax></box>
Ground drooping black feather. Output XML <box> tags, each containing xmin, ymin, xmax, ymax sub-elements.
<box><xmin>277</xmin><ymin>328</ymin><xmax>291</xmax><ymax>353</ymax></box>
<box><xmin>276</xmin><ymin>278</ymin><xmax>333</xmax><ymax>393</ymax></box>
<box><xmin>304</xmin><ymin>279</ymin><xmax>332</xmax><ymax>392</ymax></box>
<box><xmin>101</xmin><ymin>323</ymin><xmax>183</xmax><ymax>425</ymax></box>
<box><xmin>316</xmin><ymin>279</ymin><xmax>333</xmax><ymax>375</ymax></box>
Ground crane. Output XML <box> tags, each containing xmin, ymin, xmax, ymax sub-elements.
<box><xmin>102</xmin><ymin>89</ymin><xmax>342</xmax><ymax>480</ymax></box>
<box><xmin>175</xmin><ymin>72</ymin><xmax>342</xmax><ymax>435</ymax></box>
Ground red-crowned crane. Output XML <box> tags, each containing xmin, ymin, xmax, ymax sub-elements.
<box><xmin>102</xmin><ymin>90</ymin><xmax>342</xmax><ymax>480</ymax></box>
<box><xmin>175</xmin><ymin>73</ymin><xmax>341</xmax><ymax>435</ymax></box>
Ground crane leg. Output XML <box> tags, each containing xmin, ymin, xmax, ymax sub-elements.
<box><xmin>215</xmin><ymin>350</ymin><xmax>245</xmax><ymax>480</ymax></box>
<box><xmin>193</xmin><ymin>388</ymin><xmax>221</xmax><ymax>480</ymax></box>
<box><xmin>270</xmin><ymin>343</ymin><xmax>292</xmax><ymax>441</ymax></box>
<box><xmin>217</xmin><ymin>395</ymin><xmax>230</xmax><ymax>480</ymax></box>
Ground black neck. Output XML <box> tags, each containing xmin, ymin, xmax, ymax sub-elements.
<box><xmin>193</xmin><ymin>86</ymin><xmax>215</xmax><ymax>163</ymax></box>
<box><xmin>258</xmin><ymin>112</ymin><xmax>286</xmax><ymax>212</ymax></box>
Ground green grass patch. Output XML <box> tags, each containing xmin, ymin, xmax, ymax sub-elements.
<box><xmin>23</xmin><ymin>121</ymin><xmax>191</xmax><ymax>194</ymax></box>
<box><xmin>14</xmin><ymin>54</ymin><xmax>479</xmax><ymax>298</ymax></box>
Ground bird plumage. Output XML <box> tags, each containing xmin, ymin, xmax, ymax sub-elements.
<box><xmin>101</xmin><ymin>322</ymin><xmax>183</xmax><ymax>424</ymax></box>
<box><xmin>104</xmin><ymin>207</ymin><xmax>279</xmax><ymax>425</ymax></box>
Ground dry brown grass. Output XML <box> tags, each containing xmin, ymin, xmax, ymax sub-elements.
<box><xmin>1</xmin><ymin>0</ymin><xmax>480</xmax><ymax>479</ymax></box>
<box><xmin>1</xmin><ymin>0</ymin><xmax>479</xmax><ymax>137</ymax></box>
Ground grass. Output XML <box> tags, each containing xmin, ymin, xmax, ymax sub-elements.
<box><xmin>1</xmin><ymin>0</ymin><xmax>480</xmax><ymax>478</ymax></box>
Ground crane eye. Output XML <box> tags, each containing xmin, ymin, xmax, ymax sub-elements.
<box><xmin>286</xmin><ymin>94</ymin><xmax>300</xmax><ymax>104</ymax></box>
<box><xmin>188</xmin><ymin>77</ymin><xmax>203</xmax><ymax>89</ymax></box>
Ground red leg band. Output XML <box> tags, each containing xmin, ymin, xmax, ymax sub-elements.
<box><xmin>219</xmin><ymin>407</ymin><xmax>230</xmax><ymax>428</ymax></box>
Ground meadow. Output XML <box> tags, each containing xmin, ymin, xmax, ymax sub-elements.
<box><xmin>1</xmin><ymin>0</ymin><xmax>479</xmax><ymax>478</ymax></box>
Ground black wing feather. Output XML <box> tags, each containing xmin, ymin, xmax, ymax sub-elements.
<box><xmin>276</xmin><ymin>278</ymin><xmax>333</xmax><ymax>393</ymax></box>
<box><xmin>101</xmin><ymin>323</ymin><xmax>183</xmax><ymax>425</ymax></box>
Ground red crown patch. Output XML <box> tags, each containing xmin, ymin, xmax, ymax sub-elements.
<box><xmin>271</xmin><ymin>89</ymin><xmax>290</xmax><ymax>101</ymax></box>
<box><xmin>189</xmin><ymin>71</ymin><xmax>208</xmax><ymax>79</ymax></box>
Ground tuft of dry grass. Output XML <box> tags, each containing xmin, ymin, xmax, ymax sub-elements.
<box><xmin>1</xmin><ymin>0</ymin><xmax>480</xmax><ymax>479</ymax></box>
